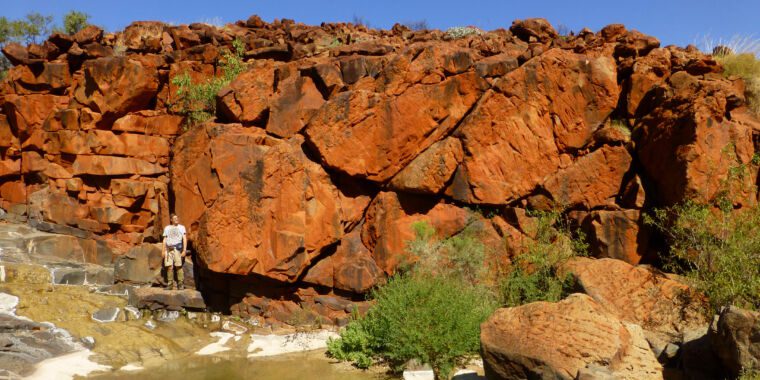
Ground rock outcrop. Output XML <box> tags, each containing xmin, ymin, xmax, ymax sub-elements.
<box><xmin>1</xmin><ymin>16</ymin><xmax>758</xmax><ymax>326</ymax></box>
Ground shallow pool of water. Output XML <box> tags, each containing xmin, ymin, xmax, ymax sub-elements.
<box><xmin>89</xmin><ymin>350</ymin><xmax>386</xmax><ymax>380</ymax></box>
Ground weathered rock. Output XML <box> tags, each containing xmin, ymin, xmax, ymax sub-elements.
<box><xmin>636</xmin><ymin>72</ymin><xmax>757</xmax><ymax>207</ymax></box>
<box><xmin>481</xmin><ymin>294</ymin><xmax>662</xmax><ymax>380</ymax></box>
<box><xmin>266</xmin><ymin>75</ymin><xmax>325</xmax><ymax>138</ymax></box>
<box><xmin>710</xmin><ymin>306</ymin><xmax>760</xmax><ymax>377</ymax></box>
<box><xmin>577</xmin><ymin>209</ymin><xmax>650</xmax><ymax>264</ymax></box>
<box><xmin>305</xmin><ymin>72</ymin><xmax>486</xmax><ymax>182</ymax></box>
<box><xmin>217</xmin><ymin>61</ymin><xmax>276</xmax><ymax>124</ymax></box>
<box><xmin>128</xmin><ymin>287</ymin><xmax>206</xmax><ymax>311</ymax></box>
<box><xmin>74</xmin><ymin>57</ymin><xmax>160</xmax><ymax>122</ymax></box>
<box><xmin>92</xmin><ymin>307</ymin><xmax>121</xmax><ymax>323</ymax></box>
<box><xmin>196</xmin><ymin>135</ymin><xmax>370</xmax><ymax>282</ymax></box>
<box><xmin>389</xmin><ymin>137</ymin><xmax>463</xmax><ymax>194</ymax></box>
<box><xmin>114</xmin><ymin>243</ymin><xmax>163</xmax><ymax>285</ymax></box>
<box><xmin>72</xmin><ymin>156</ymin><xmax>165</xmax><ymax>176</ymax></box>
<box><xmin>538</xmin><ymin>145</ymin><xmax>632</xmax><ymax>209</ymax></box>
<box><xmin>451</xmin><ymin>49</ymin><xmax>618</xmax><ymax>204</ymax></box>
<box><xmin>361</xmin><ymin>191</ymin><xmax>469</xmax><ymax>274</ymax></box>
<box><xmin>510</xmin><ymin>18</ymin><xmax>558</xmax><ymax>43</ymax></box>
<box><xmin>302</xmin><ymin>229</ymin><xmax>383</xmax><ymax>293</ymax></box>
<box><xmin>560</xmin><ymin>257</ymin><xmax>708</xmax><ymax>341</ymax></box>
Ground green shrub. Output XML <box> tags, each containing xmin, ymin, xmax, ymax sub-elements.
<box><xmin>406</xmin><ymin>220</ymin><xmax>486</xmax><ymax>284</ymax></box>
<box><xmin>63</xmin><ymin>11</ymin><xmax>89</xmax><ymax>35</ymax></box>
<box><xmin>327</xmin><ymin>274</ymin><xmax>495</xmax><ymax>380</ymax></box>
<box><xmin>715</xmin><ymin>52</ymin><xmax>760</xmax><ymax>115</ymax></box>
<box><xmin>645</xmin><ymin>201</ymin><xmax>760</xmax><ymax>312</ymax></box>
<box><xmin>171</xmin><ymin>38</ymin><xmax>247</xmax><ymax>126</ymax></box>
<box><xmin>498</xmin><ymin>210</ymin><xmax>587</xmax><ymax>307</ymax></box>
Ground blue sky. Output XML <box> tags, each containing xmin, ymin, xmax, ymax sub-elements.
<box><xmin>3</xmin><ymin>0</ymin><xmax>759</xmax><ymax>48</ymax></box>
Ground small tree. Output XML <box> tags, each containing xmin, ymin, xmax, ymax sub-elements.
<box><xmin>63</xmin><ymin>11</ymin><xmax>89</xmax><ymax>35</ymax></box>
<box><xmin>171</xmin><ymin>39</ymin><xmax>247</xmax><ymax>126</ymax></box>
<box><xmin>645</xmin><ymin>201</ymin><xmax>760</xmax><ymax>312</ymax></box>
<box><xmin>328</xmin><ymin>274</ymin><xmax>495</xmax><ymax>380</ymax></box>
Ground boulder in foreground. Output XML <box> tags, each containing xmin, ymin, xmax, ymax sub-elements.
<box><xmin>480</xmin><ymin>293</ymin><xmax>662</xmax><ymax>380</ymax></box>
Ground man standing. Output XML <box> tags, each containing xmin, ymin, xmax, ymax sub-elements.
<box><xmin>162</xmin><ymin>214</ymin><xmax>187</xmax><ymax>290</ymax></box>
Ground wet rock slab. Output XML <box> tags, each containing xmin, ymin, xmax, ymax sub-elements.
<box><xmin>128</xmin><ymin>287</ymin><xmax>206</xmax><ymax>311</ymax></box>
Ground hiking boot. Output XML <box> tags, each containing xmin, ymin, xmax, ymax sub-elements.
<box><xmin>165</xmin><ymin>282</ymin><xmax>174</xmax><ymax>290</ymax></box>
<box><xmin>177</xmin><ymin>283</ymin><xmax>185</xmax><ymax>290</ymax></box>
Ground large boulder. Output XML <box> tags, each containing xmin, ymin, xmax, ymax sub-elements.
<box><xmin>481</xmin><ymin>294</ymin><xmax>662</xmax><ymax>380</ymax></box>
<box><xmin>195</xmin><ymin>134</ymin><xmax>370</xmax><ymax>282</ymax></box>
<box><xmin>305</xmin><ymin>71</ymin><xmax>487</xmax><ymax>182</ymax></box>
<box><xmin>450</xmin><ymin>48</ymin><xmax>618</xmax><ymax>205</ymax></box>
<box><xmin>389</xmin><ymin>137</ymin><xmax>463</xmax><ymax>195</ymax></box>
<box><xmin>73</xmin><ymin>57</ymin><xmax>160</xmax><ymax>122</ymax></box>
<box><xmin>710</xmin><ymin>306</ymin><xmax>760</xmax><ymax>377</ymax></box>
<box><xmin>577</xmin><ymin>209</ymin><xmax>651</xmax><ymax>264</ymax></box>
<box><xmin>560</xmin><ymin>258</ymin><xmax>708</xmax><ymax>341</ymax></box>
<box><xmin>636</xmin><ymin>72</ymin><xmax>757</xmax><ymax>207</ymax></box>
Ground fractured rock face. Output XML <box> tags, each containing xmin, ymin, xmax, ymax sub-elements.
<box><xmin>451</xmin><ymin>48</ymin><xmax>619</xmax><ymax>205</ymax></box>
<box><xmin>196</xmin><ymin>134</ymin><xmax>370</xmax><ymax>282</ymax></box>
<box><xmin>305</xmin><ymin>71</ymin><xmax>487</xmax><ymax>182</ymax></box>
<box><xmin>636</xmin><ymin>72</ymin><xmax>758</xmax><ymax>207</ymax></box>
<box><xmin>481</xmin><ymin>293</ymin><xmax>662</xmax><ymax>380</ymax></box>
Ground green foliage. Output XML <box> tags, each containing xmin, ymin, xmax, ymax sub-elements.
<box><xmin>330</xmin><ymin>210</ymin><xmax>587</xmax><ymax>379</ymax></box>
<box><xmin>406</xmin><ymin>220</ymin><xmax>486</xmax><ymax>284</ymax></box>
<box><xmin>170</xmin><ymin>39</ymin><xmax>247</xmax><ymax>126</ymax></box>
<box><xmin>63</xmin><ymin>11</ymin><xmax>90</xmax><ymax>35</ymax></box>
<box><xmin>644</xmin><ymin>201</ymin><xmax>760</xmax><ymax>312</ymax></box>
<box><xmin>445</xmin><ymin>26</ymin><xmax>483</xmax><ymax>40</ymax></box>
<box><xmin>610</xmin><ymin>119</ymin><xmax>632</xmax><ymax>137</ymax></box>
<box><xmin>499</xmin><ymin>210</ymin><xmax>587</xmax><ymax>307</ymax></box>
<box><xmin>0</xmin><ymin>13</ymin><xmax>54</xmax><ymax>45</ymax></box>
<box><xmin>327</xmin><ymin>274</ymin><xmax>495</xmax><ymax>380</ymax></box>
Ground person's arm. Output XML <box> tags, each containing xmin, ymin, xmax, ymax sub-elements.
<box><xmin>181</xmin><ymin>232</ymin><xmax>187</xmax><ymax>258</ymax></box>
<box><xmin>161</xmin><ymin>227</ymin><xmax>167</xmax><ymax>258</ymax></box>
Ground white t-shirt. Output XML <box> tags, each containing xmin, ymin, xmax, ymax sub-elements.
<box><xmin>163</xmin><ymin>224</ymin><xmax>186</xmax><ymax>247</ymax></box>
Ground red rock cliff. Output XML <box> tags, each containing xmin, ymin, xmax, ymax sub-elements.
<box><xmin>1</xmin><ymin>17</ymin><xmax>758</xmax><ymax>324</ymax></box>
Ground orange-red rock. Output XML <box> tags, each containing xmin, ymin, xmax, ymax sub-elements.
<box><xmin>451</xmin><ymin>49</ymin><xmax>618</xmax><ymax>205</ymax></box>
<box><xmin>560</xmin><ymin>257</ymin><xmax>708</xmax><ymax>340</ymax></box>
<box><xmin>302</xmin><ymin>229</ymin><xmax>384</xmax><ymax>293</ymax></box>
<box><xmin>306</xmin><ymin>72</ymin><xmax>486</xmax><ymax>182</ymax></box>
<box><xmin>539</xmin><ymin>145</ymin><xmax>632</xmax><ymax>209</ymax></box>
<box><xmin>73</xmin><ymin>57</ymin><xmax>159</xmax><ymax>121</ymax></box>
<box><xmin>72</xmin><ymin>155</ymin><xmax>165</xmax><ymax>176</ymax></box>
<box><xmin>361</xmin><ymin>191</ymin><xmax>469</xmax><ymax>274</ymax></box>
<box><xmin>217</xmin><ymin>61</ymin><xmax>275</xmax><ymax>124</ymax></box>
<box><xmin>389</xmin><ymin>137</ymin><xmax>463</xmax><ymax>194</ymax></box>
<box><xmin>636</xmin><ymin>72</ymin><xmax>757</xmax><ymax>207</ymax></box>
<box><xmin>578</xmin><ymin>209</ymin><xmax>650</xmax><ymax>264</ymax></box>
<box><xmin>196</xmin><ymin>135</ymin><xmax>370</xmax><ymax>282</ymax></box>
<box><xmin>481</xmin><ymin>294</ymin><xmax>662</xmax><ymax>380</ymax></box>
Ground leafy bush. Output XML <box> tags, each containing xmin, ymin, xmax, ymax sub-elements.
<box><xmin>327</xmin><ymin>274</ymin><xmax>495</xmax><ymax>380</ymax></box>
<box><xmin>63</xmin><ymin>11</ymin><xmax>89</xmax><ymax>35</ymax></box>
<box><xmin>645</xmin><ymin>201</ymin><xmax>760</xmax><ymax>312</ymax></box>
<box><xmin>171</xmin><ymin>39</ymin><xmax>247</xmax><ymax>126</ymax></box>
<box><xmin>445</xmin><ymin>26</ymin><xmax>483</xmax><ymax>40</ymax></box>
<box><xmin>499</xmin><ymin>210</ymin><xmax>587</xmax><ymax>307</ymax></box>
<box><xmin>406</xmin><ymin>220</ymin><xmax>486</xmax><ymax>284</ymax></box>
